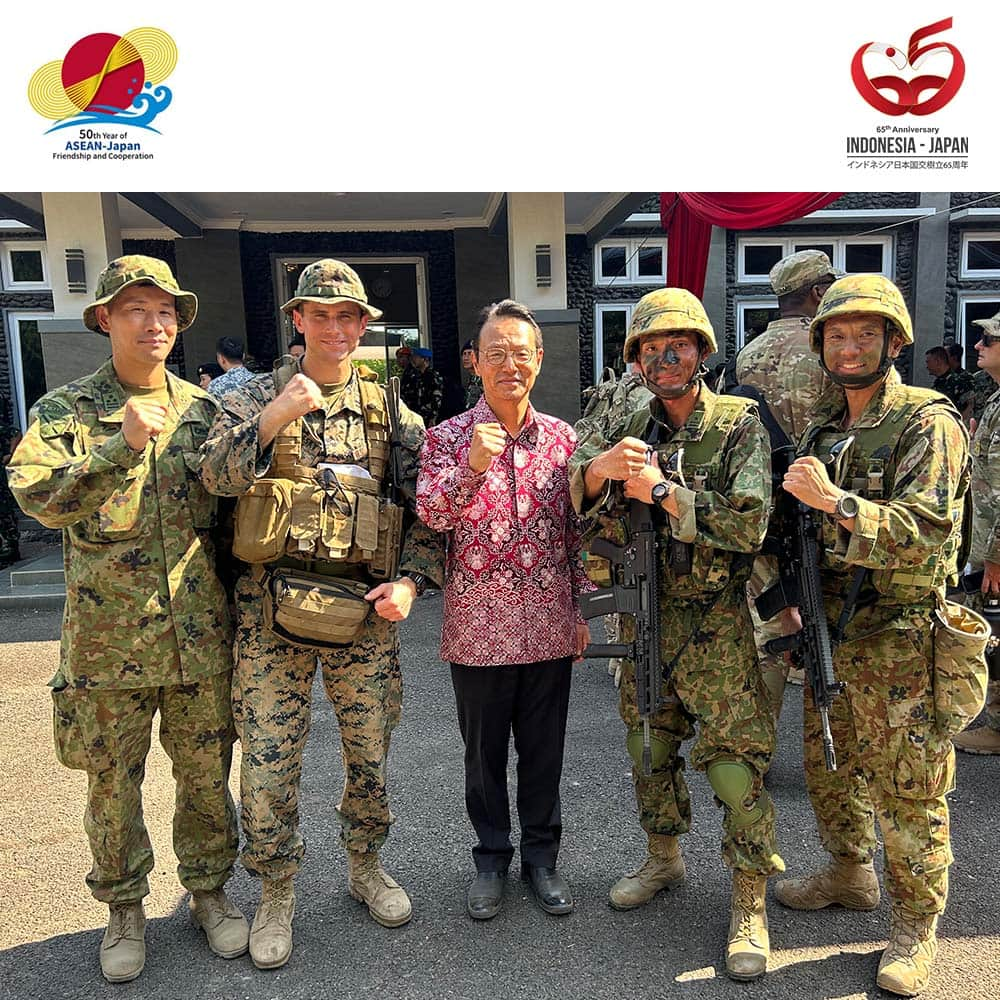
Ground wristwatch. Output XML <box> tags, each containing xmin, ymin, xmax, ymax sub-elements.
<box><xmin>834</xmin><ymin>493</ymin><xmax>861</xmax><ymax>521</ymax></box>
<box><xmin>402</xmin><ymin>571</ymin><xmax>428</xmax><ymax>596</ymax></box>
<box><xmin>650</xmin><ymin>481</ymin><xmax>672</xmax><ymax>508</ymax></box>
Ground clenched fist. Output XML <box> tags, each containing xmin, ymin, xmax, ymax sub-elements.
<box><xmin>591</xmin><ymin>436</ymin><xmax>649</xmax><ymax>482</ymax></box>
<box><xmin>259</xmin><ymin>373</ymin><xmax>324</xmax><ymax>449</ymax></box>
<box><xmin>468</xmin><ymin>422</ymin><xmax>508</xmax><ymax>473</ymax></box>
<box><xmin>122</xmin><ymin>397</ymin><xmax>168</xmax><ymax>451</ymax></box>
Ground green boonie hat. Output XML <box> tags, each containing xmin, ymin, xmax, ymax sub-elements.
<box><xmin>769</xmin><ymin>250</ymin><xmax>844</xmax><ymax>297</ymax></box>
<box><xmin>280</xmin><ymin>258</ymin><xmax>383</xmax><ymax>320</ymax></box>
<box><xmin>972</xmin><ymin>310</ymin><xmax>1000</xmax><ymax>338</ymax></box>
<box><xmin>83</xmin><ymin>254</ymin><xmax>198</xmax><ymax>334</ymax></box>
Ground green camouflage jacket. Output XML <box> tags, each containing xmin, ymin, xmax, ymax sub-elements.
<box><xmin>734</xmin><ymin>316</ymin><xmax>830</xmax><ymax>445</ymax></box>
<box><xmin>970</xmin><ymin>380</ymin><xmax>1000</xmax><ymax>568</ymax></box>
<box><xmin>6</xmin><ymin>360</ymin><xmax>233</xmax><ymax>689</ymax></box>
<box><xmin>933</xmin><ymin>368</ymin><xmax>976</xmax><ymax>414</ymax></box>
<box><xmin>972</xmin><ymin>368</ymin><xmax>995</xmax><ymax>422</ymax></box>
<box><xmin>574</xmin><ymin>371</ymin><xmax>653</xmax><ymax>454</ymax></box>
<box><xmin>198</xmin><ymin>366</ymin><xmax>444</xmax><ymax>586</ymax></box>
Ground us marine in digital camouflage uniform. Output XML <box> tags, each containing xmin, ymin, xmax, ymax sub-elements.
<box><xmin>774</xmin><ymin>275</ymin><xmax>970</xmax><ymax>998</ymax></box>
<box><xmin>199</xmin><ymin>259</ymin><xmax>443</xmax><ymax>971</ymax></box>
<box><xmin>954</xmin><ymin>309</ymin><xmax>1000</xmax><ymax>754</ymax></box>
<box><xmin>733</xmin><ymin>249</ymin><xmax>841</xmax><ymax>717</ymax></box>
<box><xmin>573</xmin><ymin>362</ymin><xmax>651</xmax><ymax>681</ymax></box>
<box><xmin>570</xmin><ymin>288</ymin><xmax>781</xmax><ymax>982</ymax></box>
<box><xmin>409</xmin><ymin>346</ymin><xmax>445</xmax><ymax>426</ymax></box>
<box><xmin>6</xmin><ymin>256</ymin><xmax>247</xmax><ymax>983</ymax></box>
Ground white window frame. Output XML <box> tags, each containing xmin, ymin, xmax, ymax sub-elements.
<box><xmin>4</xmin><ymin>309</ymin><xmax>53</xmax><ymax>432</ymax></box>
<box><xmin>593</xmin><ymin>301</ymin><xmax>637</xmax><ymax>380</ymax></box>
<box><xmin>593</xmin><ymin>238</ymin><xmax>667</xmax><ymax>287</ymax></box>
<box><xmin>736</xmin><ymin>235</ymin><xmax>893</xmax><ymax>284</ymax></box>
<box><xmin>957</xmin><ymin>291</ymin><xmax>1000</xmax><ymax>354</ymax></box>
<box><xmin>734</xmin><ymin>296</ymin><xmax>779</xmax><ymax>351</ymax></box>
<box><xmin>1</xmin><ymin>242</ymin><xmax>50</xmax><ymax>291</ymax></box>
<box><xmin>960</xmin><ymin>231</ymin><xmax>1000</xmax><ymax>279</ymax></box>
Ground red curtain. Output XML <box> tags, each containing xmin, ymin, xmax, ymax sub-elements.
<box><xmin>659</xmin><ymin>192</ymin><xmax>843</xmax><ymax>297</ymax></box>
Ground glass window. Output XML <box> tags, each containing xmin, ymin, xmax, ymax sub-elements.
<box><xmin>637</xmin><ymin>245</ymin><xmax>663</xmax><ymax>278</ymax></box>
<box><xmin>10</xmin><ymin>250</ymin><xmax>44</xmax><ymax>284</ymax></box>
<box><xmin>963</xmin><ymin>299</ymin><xmax>1000</xmax><ymax>348</ymax></box>
<box><xmin>600</xmin><ymin>245</ymin><xmax>628</xmax><ymax>280</ymax></box>
<box><xmin>845</xmin><ymin>243</ymin><xmax>885</xmax><ymax>273</ymax></box>
<box><xmin>597</xmin><ymin>306</ymin><xmax>630</xmax><ymax>376</ymax></box>
<box><xmin>743</xmin><ymin>244</ymin><xmax>783</xmax><ymax>277</ymax></box>
<box><xmin>16</xmin><ymin>319</ymin><xmax>48</xmax><ymax>415</ymax></box>
<box><xmin>794</xmin><ymin>242</ymin><xmax>835</xmax><ymax>260</ymax></box>
<box><xmin>966</xmin><ymin>239</ymin><xmax>1000</xmax><ymax>272</ymax></box>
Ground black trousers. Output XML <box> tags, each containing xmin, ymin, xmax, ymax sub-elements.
<box><xmin>450</xmin><ymin>657</ymin><xmax>573</xmax><ymax>872</ymax></box>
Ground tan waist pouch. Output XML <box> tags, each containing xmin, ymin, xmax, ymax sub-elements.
<box><xmin>932</xmin><ymin>597</ymin><xmax>990</xmax><ymax>737</ymax></box>
<box><xmin>262</xmin><ymin>568</ymin><xmax>372</xmax><ymax>649</ymax></box>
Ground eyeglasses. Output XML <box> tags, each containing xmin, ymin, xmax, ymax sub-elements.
<box><xmin>981</xmin><ymin>332</ymin><xmax>1000</xmax><ymax>347</ymax></box>
<box><xmin>481</xmin><ymin>347</ymin><xmax>538</xmax><ymax>367</ymax></box>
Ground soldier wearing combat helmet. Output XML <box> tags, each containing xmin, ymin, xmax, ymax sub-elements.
<box><xmin>199</xmin><ymin>258</ymin><xmax>443</xmax><ymax>970</ymax></box>
<box><xmin>570</xmin><ymin>287</ymin><xmax>782</xmax><ymax>981</ymax></box>
<box><xmin>7</xmin><ymin>255</ymin><xmax>247</xmax><ymax>982</ymax></box>
<box><xmin>774</xmin><ymin>274</ymin><xmax>971</xmax><ymax>997</ymax></box>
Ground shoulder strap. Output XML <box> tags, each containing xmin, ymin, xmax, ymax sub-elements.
<box><xmin>358</xmin><ymin>376</ymin><xmax>390</xmax><ymax>483</ymax></box>
<box><xmin>271</xmin><ymin>359</ymin><xmax>301</xmax><ymax>476</ymax></box>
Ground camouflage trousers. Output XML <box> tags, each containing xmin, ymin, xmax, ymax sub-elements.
<box><xmin>50</xmin><ymin>671</ymin><xmax>238</xmax><ymax>903</ymax></box>
<box><xmin>233</xmin><ymin>572</ymin><xmax>402</xmax><ymax>881</ymax></box>
<box><xmin>619</xmin><ymin>584</ymin><xmax>782</xmax><ymax>875</ymax></box>
<box><xmin>747</xmin><ymin>555</ymin><xmax>794</xmax><ymax>716</ymax></box>
<box><xmin>802</xmin><ymin>620</ymin><xmax>954</xmax><ymax>916</ymax></box>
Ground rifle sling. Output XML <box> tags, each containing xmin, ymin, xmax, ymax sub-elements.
<box><xmin>831</xmin><ymin>566</ymin><xmax>868</xmax><ymax>646</ymax></box>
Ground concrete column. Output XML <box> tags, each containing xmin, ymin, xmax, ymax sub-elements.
<box><xmin>702</xmin><ymin>225</ymin><xmax>727</xmax><ymax>365</ymax></box>
<box><xmin>37</xmin><ymin>193</ymin><xmax>122</xmax><ymax>388</ymax></box>
<box><xmin>173</xmin><ymin>230</ymin><xmax>247</xmax><ymax>380</ymax></box>
<box><xmin>912</xmin><ymin>192</ymin><xmax>950</xmax><ymax>388</ymax></box>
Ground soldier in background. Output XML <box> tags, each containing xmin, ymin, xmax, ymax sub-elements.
<box><xmin>930</xmin><ymin>344</ymin><xmax>975</xmax><ymax>422</ymax></box>
<box><xmin>954</xmin><ymin>310</ymin><xmax>1000</xmax><ymax>755</ymax></box>
<box><xmin>462</xmin><ymin>339</ymin><xmax>483</xmax><ymax>409</ymax></box>
<box><xmin>774</xmin><ymin>275</ymin><xmax>970</xmax><ymax>997</ymax></box>
<box><xmin>396</xmin><ymin>345</ymin><xmax>420</xmax><ymax>413</ymax></box>
<box><xmin>571</xmin><ymin>289</ymin><xmax>781</xmax><ymax>981</ymax></box>
<box><xmin>732</xmin><ymin>249</ymin><xmax>841</xmax><ymax>716</ymax></box>
<box><xmin>6</xmin><ymin>256</ymin><xmax>246</xmax><ymax>982</ymax></box>
<box><xmin>410</xmin><ymin>346</ymin><xmax>445</xmax><ymax>426</ymax></box>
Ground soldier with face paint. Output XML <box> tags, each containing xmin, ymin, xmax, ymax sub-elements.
<box><xmin>569</xmin><ymin>288</ymin><xmax>781</xmax><ymax>982</ymax></box>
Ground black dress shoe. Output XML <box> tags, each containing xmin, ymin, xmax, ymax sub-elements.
<box><xmin>521</xmin><ymin>865</ymin><xmax>574</xmax><ymax>915</ymax></box>
<box><xmin>467</xmin><ymin>871</ymin><xmax>505</xmax><ymax>920</ymax></box>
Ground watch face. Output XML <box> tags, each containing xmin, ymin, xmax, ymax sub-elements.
<box><xmin>651</xmin><ymin>483</ymin><xmax>668</xmax><ymax>502</ymax></box>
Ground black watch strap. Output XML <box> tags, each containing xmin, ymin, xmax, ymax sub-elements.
<box><xmin>403</xmin><ymin>572</ymin><xmax>428</xmax><ymax>596</ymax></box>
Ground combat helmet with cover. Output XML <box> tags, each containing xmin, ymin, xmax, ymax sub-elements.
<box><xmin>623</xmin><ymin>287</ymin><xmax>717</xmax><ymax>361</ymax></box>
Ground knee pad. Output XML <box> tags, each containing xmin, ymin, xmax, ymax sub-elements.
<box><xmin>626</xmin><ymin>727</ymin><xmax>673</xmax><ymax>772</ymax></box>
<box><xmin>707</xmin><ymin>759</ymin><xmax>767</xmax><ymax>830</ymax></box>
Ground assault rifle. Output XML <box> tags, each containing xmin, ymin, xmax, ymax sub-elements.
<box><xmin>384</xmin><ymin>375</ymin><xmax>405</xmax><ymax>506</ymax></box>
<box><xmin>756</xmin><ymin>437</ymin><xmax>856</xmax><ymax>771</ymax></box>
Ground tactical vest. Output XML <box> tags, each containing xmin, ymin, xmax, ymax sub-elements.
<box><xmin>232</xmin><ymin>368</ymin><xmax>403</xmax><ymax>579</ymax></box>
<box><xmin>807</xmin><ymin>387</ymin><xmax>970</xmax><ymax>604</ymax></box>
<box><xmin>618</xmin><ymin>393</ymin><xmax>758</xmax><ymax>597</ymax></box>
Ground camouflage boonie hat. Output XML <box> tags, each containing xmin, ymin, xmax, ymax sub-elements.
<box><xmin>83</xmin><ymin>254</ymin><xmax>198</xmax><ymax>334</ymax></box>
<box><xmin>769</xmin><ymin>250</ymin><xmax>844</xmax><ymax>297</ymax></box>
<box><xmin>972</xmin><ymin>310</ymin><xmax>1000</xmax><ymax>338</ymax></box>
<box><xmin>809</xmin><ymin>274</ymin><xmax>913</xmax><ymax>352</ymax></box>
<box><xmin>623</xmin><ymin>287</ymin><xmax>717</xmax><ymax>360</ymax></box>
<box><xmin>280</xmin><ymin>258</ymin><xmax>383</xmax><ymax>320</ymax></box>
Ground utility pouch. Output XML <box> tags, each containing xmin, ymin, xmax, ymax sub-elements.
<box><xmin>931</xmin><ymin>596</ymin><xmax>990</xmax><ymax>737</ymax></box>
<box><xmin>232</xmin><ymin>479</ymin><xmax>294</xmax><ymax>563</ymax></box>
<box><xmin>262</xmin><ymin>567</ymin><xmax>371</xmax><ymax>649</ymax></box>
<box><xmin>366</xmin><ymin>500</ymin><xmax>403</xmax><ymax>580</ymax></box>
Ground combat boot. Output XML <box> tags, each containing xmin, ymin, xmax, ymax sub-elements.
<box><xmin>608</xmin><ymin>834</ymin><xmax>685</xmax><ymax>910</ymax></box>
<box><xmin>726</xmin><ymin>870</ymin><xmax>769</xmax><ymax>981</ymax></box>
<box><xmin>774</xmin><ymin>859</ymin><xmax>880</xmax><ymax>911</ymax></box>
<box><xmin>348</xmin><ymin>851</ymin><xmax>412</xmax><ymax>928</ymax></box>
<box><xmin>100</xmin><ymin>901</ymin><xmax>146</xmax><ymax>983</ymax></box>
<box><xmin>189</xmin><ymin>887</ymin><xmax>250</xmax><ymax>958</ymax></box>
<box><xmin>249</xmin><ymin>878</ymin><xmax>295</xmax><ymax>970</ymax></box>
<box><xmin>876</xmin><ymin>911</ymin><xmax>938</xmax><ymax>996</ymax></box>
<box><xmin>952</xmin><ymin>725</ymin><xmax>1000</xmax><ymax>755</ymax></box>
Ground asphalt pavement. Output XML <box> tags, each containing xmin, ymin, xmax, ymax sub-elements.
<box><xmin>1</xmin><ymin>597</ymin><xmax>998</xmax><ymax>1000</ymax></box>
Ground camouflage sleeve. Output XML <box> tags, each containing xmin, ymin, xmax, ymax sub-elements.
<box><xmin>6</xmin><ymin>395</ymin><xmax>147</xmax><ymax>528</ymax></box>
<box><xmin>975</xmin><ymin>405</ymin><xmax>1000</xmax><ymax>564</ymax></box>
<box><xmin>670</xmin><ymin>412</ymin><xmax>770</xmax><ymax>552</ymax></box>
<box><xmin>464</xmin><ymin>377</ymin><xmax>483</xmax><ymax>409</ymax></box>
<box><xmin>198</xmin><ymin>384</ymin><xmax>273</xmax><ymax>496</ymax></box>
<box><xmin>394</xmin><ymin>399</ymin><xmax>445</xmax><ymax>587</ymax></box>
<box><xmin>836</xmin><ymin>406</ymin><xmax>968</xmax><ymax>569</ymax></box>
<box><xmin>415</xmin><ymin>418</ymin><xmax>488</xmax><ymax>532</ymax></box>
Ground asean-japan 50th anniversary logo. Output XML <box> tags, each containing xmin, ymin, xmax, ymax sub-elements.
<box><xmin>28</xmin><ymin>27</ymin><xmax>176</xmax><ymax>134</ymax></box>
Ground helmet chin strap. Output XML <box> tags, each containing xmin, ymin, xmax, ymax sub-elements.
<box><xmin>820</xmin><ymin>327</ymin><xmax>894</xmax><ymax>389</ymax></box>
<box><xmin>640</xmin><ymin>347</ymin><xmax>708</xmax><ymax>400</ymax></box>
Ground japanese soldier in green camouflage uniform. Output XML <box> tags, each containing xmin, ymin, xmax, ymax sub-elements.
<box><xmin>570</xmin><ymin>288</ymin><xmax>782</xmax><ymax>982</ymax></box>
<box><xmin>734</xmin><ymin>250</ymin><xmax>841</xmax><ymax>717</ymax></box>
<box><xmin>199</xmin><ymin>259</ymin><xmax>443</xmax><ymax>970</ymax></box>
<box><xmin>774</xmin><ymin>275</ymin><xmax>970</xmax><ymax>997</ymax></box>
<box><xmin>6</xmin><ymin>256</ymin><xmax>248</xmax><ymax>983</ymax></box>
<box><xmin>953</xmin><ymin>310</ymin><xmax>1000</xmax><ymax>754</ymax></box>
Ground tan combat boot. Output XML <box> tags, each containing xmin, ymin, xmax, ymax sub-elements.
<box><xmin>100</xmin><ymin>901</ymin><xmax>146</xmax><ymax>983</ymax></box>
<box><xmin>189</xmin><ymin>887</ymin><xmax>250</xmax><ymax>958</ymax></box>
<box><xmin>249</xmin><ymin>878</ymin><xmax>295</xmax><ymax>970</ymax></box>
<box><xmin>608</xmin><ymin>834</ymin><xmax>685</xmax><ymax>910</ymax></box>
<box><xmin>348</xmin><ymin>851</ymin><xmax>412</xmax><ymax>928</ymax></box>
<box><xmin>775</xmin><ymin>859</ymin><xmax>880</xmax><ymax>911</ymax></box>
<box><xmin>726</xmin><ymin>870</ymin><xmax>769</xmax><ymax>981</ymax></box>
<box><xmin>952</xmin><ymin>725</ymin><xmax>1000</xmax><ymax>755</ymax></box>
<box><xmin>876</xmin><ymin>911</ymin><xmax>939</xmax><ymax>996</ymax></box>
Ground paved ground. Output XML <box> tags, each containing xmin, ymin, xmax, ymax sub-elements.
<box><xmin>1</xmin><ymin>596</ymin><xmax>998</xmax><ymax>1000</ymax></box>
